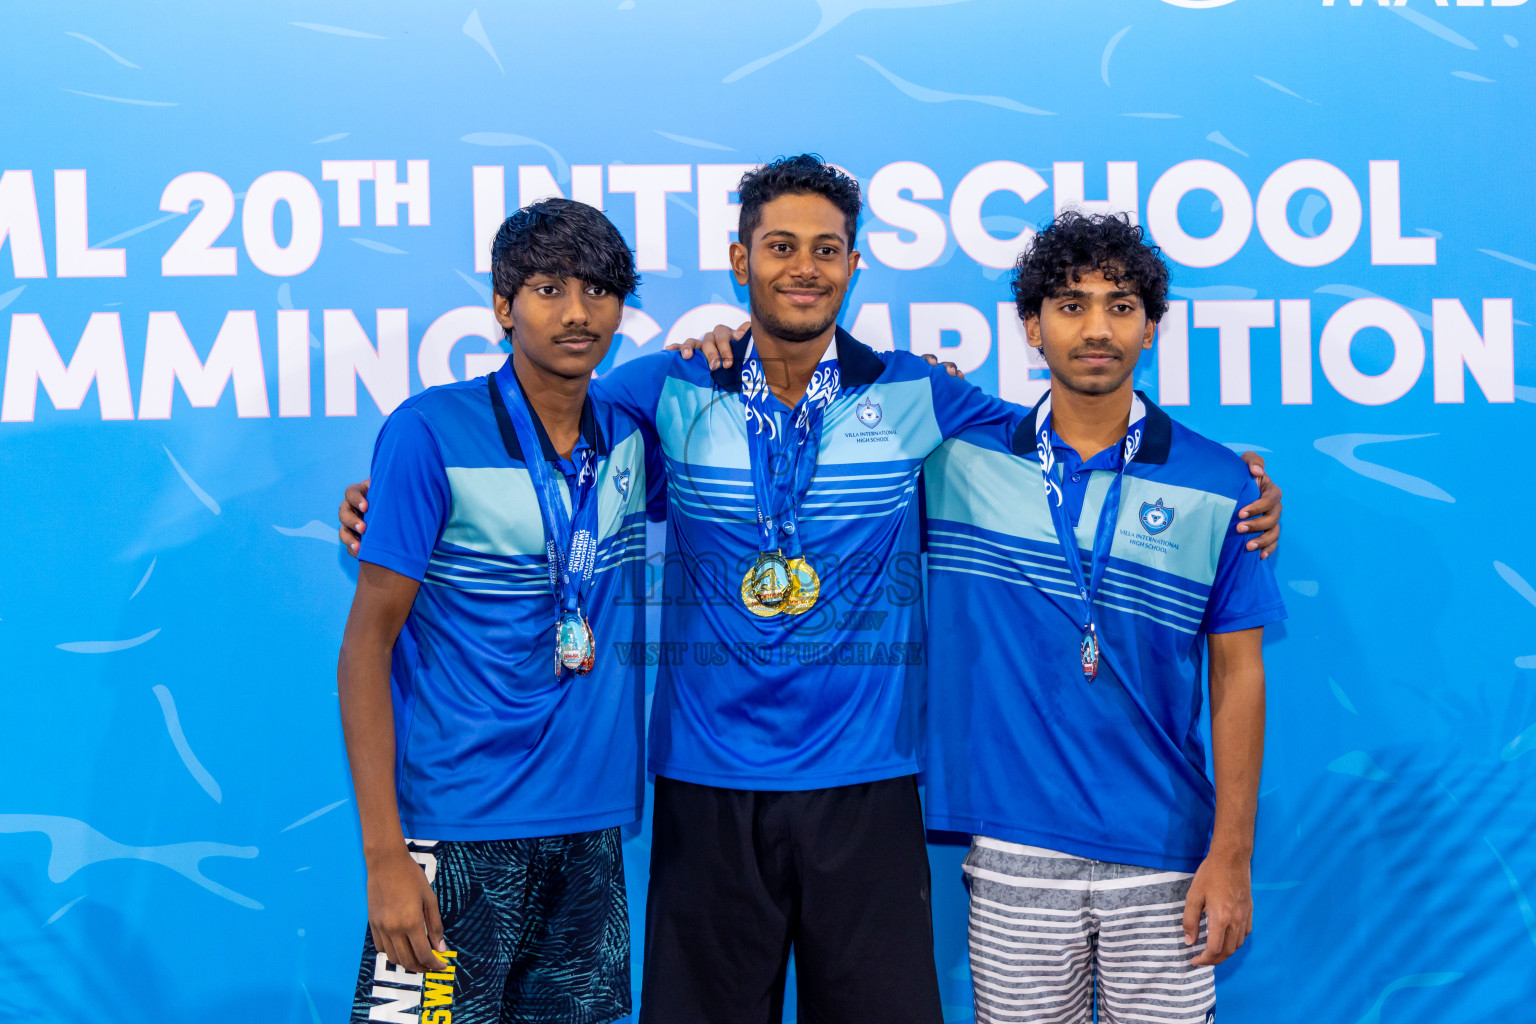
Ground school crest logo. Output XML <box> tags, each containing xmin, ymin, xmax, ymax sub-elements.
<box><xmin>1139</xmin><ymin>497</ymin><xmax>1175</xmax><ymax>535</ymax></box>
<box><xmin>613</xmin><ymin>468</ymin><xmax>631</xmax><ymax>502</ymax></box>
<box><xmin>856</xmin><ymin>397</ymin><xmax>883</xmax><ymax>427</ymax></box>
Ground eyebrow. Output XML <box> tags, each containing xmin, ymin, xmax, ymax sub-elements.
<box><xmin>760</xmin><ymin>229</ymin><xmax>847</xmax><ymax>244</ymax></box>
<box><xmin>1051</xmin><ymin>288</ymin><xmax>1140</xmax><ymax>300</ymax></box>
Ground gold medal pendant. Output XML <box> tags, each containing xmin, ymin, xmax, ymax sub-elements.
<box><xmin>741</xmin><ymin>552</ymin><xmax>791</xmax><ymax>618</ymax></box>
<box><xmin>741</xmin><ymin>582</ymin><xmax>780</xmax><ymax>618</ymax></box>
<box><xmin>781</xmin><ymin>558</ymin><xmax>820</xmax><ymax>615</ymax></box>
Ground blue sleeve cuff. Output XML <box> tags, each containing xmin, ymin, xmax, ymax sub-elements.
<box><xmin>1206</xmin><ymin>603</ymin><xmax>1288</xmax><ymax>635</ymax></box>
<box><xmin>358</xmin><ymin>542</ymin><xmax>430</xmax><ymax>582</ymax></box>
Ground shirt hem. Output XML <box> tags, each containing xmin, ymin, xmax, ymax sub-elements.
<box><xmin>926</xmin><ymin>814</ymin><xmax>1207</xmax><ymax>873</ymax></box>
<box><xmin>399</xmin><ymin>803</ymin><xmax>639</xmax><ymax>842</ymax></box>
<box><xmin>649</xmin><ymin>758</ymin><xmax>921</xmax><ymax>792</ymax></box>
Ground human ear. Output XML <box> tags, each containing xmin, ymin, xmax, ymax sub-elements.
<box><xmin>1024</xmin><ymin>314</ymin><xmax>1043</xmax><ymax>349</ymax></box>
<box><xmin>493</xmin><ymin>292</ymin><xmax>516</xmax><ymax>335</ymax></box>
<box><xmin>729</xmin><ymin>241</ymin><xmax>750</xmax><ymax>285</ymax></box>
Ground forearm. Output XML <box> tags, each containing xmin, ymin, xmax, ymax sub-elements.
<box><xmin>1207</xmin><ymin>635</ymin><xmax>1265</xmax><ymax>859</ymax></box>
<box><xmin>338</xmin><ymin>593</ymin><xmax>411</xmax><ymax>864</ymax></box>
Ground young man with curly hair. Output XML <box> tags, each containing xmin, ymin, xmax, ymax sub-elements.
<box><xmin>921</xmin><ymin>212</ymin><xmax>1286</xmax><ymax>1023</ymax></box>
<box><xmin>338</xmin><ymin>199</ymin><xmax>658</xmax><ymax>1024</ymax></box>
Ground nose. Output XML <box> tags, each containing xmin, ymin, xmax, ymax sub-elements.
<box><xmin>1080</xmin><ymin>303</ymin><xmax>1113</xmax><ymax>341</ymax></box>
<box><xmin>787</xmin><ymin>246</ymin><xmax>819</xmax><ymax>281</ymax></box>
<box><xmin>561</xmin><ymin>287</ymin><xmax>592</xmax><ymax>327</ymax></box>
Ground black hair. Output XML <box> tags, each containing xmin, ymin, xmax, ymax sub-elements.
<box><xmin>737</xmin><ymin>154</ymin><xmax>861</xmax><ymax>248</ymax></box>
<box><xmin>490</xmin><ymin>198</ymin><xmax>639</xmax><ymax>309</ymax></box>
<box><xmin>1010</xmin><ymin>211</ymin><xmax>1170</xmax><ymax>324</ymax></box>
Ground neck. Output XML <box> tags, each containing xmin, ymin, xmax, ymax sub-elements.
<box><xmin>750</xmin><ymin>318</ymin><xmax>835</xmax><ymax>406</ymax></box>
<box><xmin>1047</xmin><ymin>379</ymin><xmax>1135</xmax><ymax>461</ymax></box>
<box><xmin>511</xmin><ymin>350</ymin><xmax>587</xmax><ymax>458</ymax></box>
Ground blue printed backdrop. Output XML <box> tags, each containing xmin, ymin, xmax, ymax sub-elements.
<box><xmin>1</xmin><ymin>2</ymin><xmax>1533</xmax><ymax>1021</ymax></box>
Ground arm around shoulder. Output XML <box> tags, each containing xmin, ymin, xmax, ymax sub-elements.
<box><xmin>918</xmin><ymin>353</ymin><xmax>1028</xmax><ymax>447</ymax></box>
<box><xmin>592</xmin><ymin>351</ymin><xmax>680</xmax><ymax>430</ymax></box>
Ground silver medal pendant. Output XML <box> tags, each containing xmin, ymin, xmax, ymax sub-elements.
<box><xmin>557</xmin><ymin>612</ymin><xmax>596</xmax><ymax>675</ymax></box>
<box><xmin>1080</xmin><ymin>627</ymin><xmax>1100</xmax><ymax>682</ymax></box>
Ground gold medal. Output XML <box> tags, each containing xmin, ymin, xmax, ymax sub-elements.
<box><xmin>781</xmin><ymin>557</ymin><xmax>820</xmax><ymax>615</ymax></box>
<box><xmin>741</xmin><ymin>552</ymin><xmax>791</xmax><ymax>617</ymax></box>
<box><xmin>741</xmin><ymin>579</ymin><xmax>781</xmax><ymax>618</ymax></box>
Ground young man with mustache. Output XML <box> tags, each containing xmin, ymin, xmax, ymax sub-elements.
<box><xmin>338</xmin><ymin>199</ymin><xmax>656</xmax><ymax>1024</ymax></box>
<box><xmin>921</xmin><ymin>212</ymin><xmax>1285</xmax><ymax>1023</ymax></box>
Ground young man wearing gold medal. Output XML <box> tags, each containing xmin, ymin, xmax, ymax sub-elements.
<box><xmin>595</xmin><ymin>155</ymin><xmax>1001</xmax><ymax>1023</ymax></box>
<box><xmin>336</xmin><ymin>200</ymin><xmax>657</xmax><ymax>1024</ymax></box>
<box><xmin>341</xmin><ymin>160</ymin><xmax>1283</xmax><ymax>1022</ymax></box>
<box><xmin>922</xmin><ymin>213</ymin><xmax>1285</xmax><ymax>1023</ymax></box>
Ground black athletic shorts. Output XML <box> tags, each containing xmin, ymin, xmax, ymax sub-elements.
<box><xmin>639</xmin><ymin>775</ymin><xmax>943</xmax><ymax>1024</ymax></box>
<box><xmin>351</xmin><ymin>829</ymin><xmax>630</xmax><ymax>1024</ymax></box>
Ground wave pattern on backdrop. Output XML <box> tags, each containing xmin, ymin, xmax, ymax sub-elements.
<box><xmin>1</xmin><ymin>2</ymin><xmax>1533</xmax><ymax>1021</ymax></box>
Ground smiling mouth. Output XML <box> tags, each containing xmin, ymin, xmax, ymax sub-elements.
<box><xmin>779</xmin><ymin>289</ymin><xmax>829</xmax><ymax>306</ymax></box>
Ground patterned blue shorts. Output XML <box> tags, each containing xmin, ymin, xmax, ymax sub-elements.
<box><xmin>351</xmin><ymin>828</ymin><xmax>630</xmax><ymax>1024</ymax></box>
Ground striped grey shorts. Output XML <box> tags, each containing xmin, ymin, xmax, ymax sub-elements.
<box><xmin>963</xmin><ymin>836</ymin><xmax>1215</xmax><ymax>1024</ymax></box>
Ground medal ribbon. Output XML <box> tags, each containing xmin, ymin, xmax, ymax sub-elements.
<box><xmin>1034</xmin><ymin>390</ymin><xmax>1148</xmax><ymax>675</ymax></box>
<box><xmin>739</xmin><ymin>331</ymin><xmax>840</xmax><ymax>560</ymax></box>
<box><xmin>494</xmin><ymin>361</ymin><xmax>601</xmax><ymax>624</ymax></box>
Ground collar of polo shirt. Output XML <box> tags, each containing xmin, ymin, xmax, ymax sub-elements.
<box><xmin>709</xmin><ymin>326</ymin><xmax>886</xmax><ymax>395</ymax></box>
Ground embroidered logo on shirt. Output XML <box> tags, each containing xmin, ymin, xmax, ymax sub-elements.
<box><xmin>846</xmin><ymin>395</ymin><xmax>897</xmax><ymax>444</ymax></box>
<box><xmin>1139</xmin><ymin>497</ymin><xmax>1176</xmax><ymax>535</ymax></box>
<box><xmin>613</xmin><ymin>468</ymin><xmax>631</xmax><ymax>502</ymax></box>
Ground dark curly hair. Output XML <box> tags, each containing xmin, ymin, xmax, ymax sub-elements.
<box><xmin>490</xmin><ymin>198</ymin><xmax>638</xmax><ymax>315</ymax></box>
<box><xmin>737</xmin><ymin>154</ymin><xmax>861</xmax><ymax>248</ymax></box>
<box><xmin>1011</xmin><ymin>212</ymin><xmax>1170</xmax><ymax>324</ymax></box>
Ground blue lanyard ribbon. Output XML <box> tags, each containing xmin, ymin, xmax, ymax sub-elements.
<box><xmin>1034</xmin><ymin>391</ymin><xmax>1147</xmax><ymax>651</ymax></box>
<box><xmin>739</xmin><ymin>332</ymin><xmax>841</xmax><ymax>559</ymax></box>
<box><xmin>494</xmin><ymin>361</ymin><xmax>600</xmax><ymax>619</ymax></box>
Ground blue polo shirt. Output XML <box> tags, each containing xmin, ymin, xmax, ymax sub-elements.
<box><xmin>922</xmin><ymin>392</ymin><xmax>1286</xmax><ymax>871</ymax></box>
<box><xmin>357</xmin><ymin>373</ymin><xmax>658</xmax><ymax>840</ymax></box>
<box><xmin>595</xmin><ymin>329</ymin><xmax>1021</xmax><ymax>790</ymax></box>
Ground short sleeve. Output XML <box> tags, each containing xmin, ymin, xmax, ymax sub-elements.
<box><xmin>1203</xmin><ymin>475</ymin><xmax>1287</xmax><ymax>634</ymax></box>
<box><xmin>922</xmin><ymin>357</ymin><xmax>1027</xmax><ymax>453</ymax></box>
<box><xmin>356</xmin><ymin>406</ymin><xmax>451</xmax><ymax>581</ymax></box>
